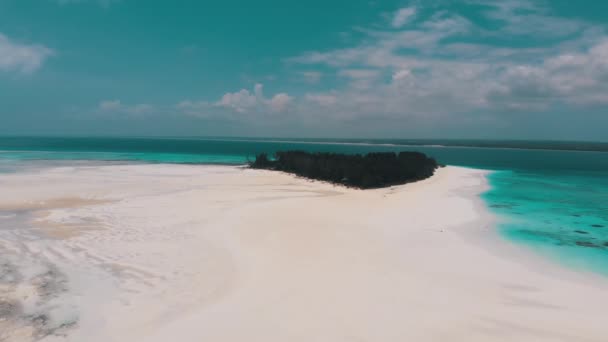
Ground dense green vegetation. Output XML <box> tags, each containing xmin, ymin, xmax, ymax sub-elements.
<box><xmin>250</xmin><ymin>151</ymin><xmax>439</xmax><ymax>189</ymax></box>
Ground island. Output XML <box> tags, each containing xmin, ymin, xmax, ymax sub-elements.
<box><xmin>249</xmin><ymin>150</ymin><xmax>439</xmax><ymax>189</ymax></box>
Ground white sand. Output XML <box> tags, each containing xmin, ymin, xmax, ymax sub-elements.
<box><xmin>0</xmin><ymin>164</ymin><xmax>607</xmax><ymax>342</ymax></box>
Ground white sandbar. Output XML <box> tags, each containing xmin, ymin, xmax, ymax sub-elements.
<box><xmin>0</xmin><ymin>164</ymin><xmax>606</xmax><ymax>342</ymax></box>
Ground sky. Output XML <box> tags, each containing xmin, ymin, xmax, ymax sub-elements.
<box><xmin>1</xmin><ymin>0</ymin><xmax>608</xmax><ymax>140</ymax></box>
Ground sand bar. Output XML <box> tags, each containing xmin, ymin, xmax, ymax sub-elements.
<box><xmin>0</xmin><ymin>164</ymin><xmax>607</xmax><ymax>342</ymax></box>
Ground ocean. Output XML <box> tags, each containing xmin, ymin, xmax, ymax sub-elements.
<box><xmin>1</xmin><ymin>136</ymin><xmax>607</xmax><ymax>275</ymax></box>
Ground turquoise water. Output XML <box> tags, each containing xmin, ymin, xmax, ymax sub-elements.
<box><xmin>1</xmin><ymin>137</ymin><xmax>607</xmax><ymax>275</ymax></box>
<box><xmin>484</xmin><ymin>170</ymin><xmax>608</xmax><ymax>275</ymax></box>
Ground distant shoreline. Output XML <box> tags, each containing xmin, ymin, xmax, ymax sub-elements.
<box><xmin>2</xmin><ymin>136</ymin><xmax>608</xmax><ymax>153</ymax></box>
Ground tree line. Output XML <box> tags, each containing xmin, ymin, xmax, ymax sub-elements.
<box><xmin>249</xmin><ymin>150</ymin><xmax>439</xmax><ymax>189</ymax></box>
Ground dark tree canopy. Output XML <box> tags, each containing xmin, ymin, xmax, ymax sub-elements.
<box><xmin>249</xmin><ymin>151</ymin><xmax>439</xmax><ymax>189</ymax></box>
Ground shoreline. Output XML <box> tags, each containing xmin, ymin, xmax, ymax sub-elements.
<box><xmin>1</xmin><ymin>163</ymin><xmax>607</xmax><ymax>341</ymax></box>
<box><xmin>458</xmin><ymin>171</ymin><xmax>608</xmax><ymax>286</ymax></box>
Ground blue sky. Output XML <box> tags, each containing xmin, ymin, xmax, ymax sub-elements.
<box><xmin>1</xmin><ymin>0</ymin><xmax>608</xmax><ymax>140</ymax></box>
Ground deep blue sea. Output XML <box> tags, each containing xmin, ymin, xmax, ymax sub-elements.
<box><xmin>1</xmin><ymin>136</ymin><xmax>607</xmax><ymax>275</ymax></box>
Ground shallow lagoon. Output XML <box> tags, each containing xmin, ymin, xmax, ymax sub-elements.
<box><xmin>484</xmin><ymin>170</ymin><xmax>608</xmax><ymax>275</ymax></box>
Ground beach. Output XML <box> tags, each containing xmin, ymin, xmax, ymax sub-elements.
<box><xmin>1</xmin><ymin>164</ymin><xmax>607</xmax><ymax>342</ymax></box>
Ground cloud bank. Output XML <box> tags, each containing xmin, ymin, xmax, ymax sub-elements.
<box><xmin>288</xmin><ymin>0</ymin><xmax>608</xmax><ymax>123</ymax></box>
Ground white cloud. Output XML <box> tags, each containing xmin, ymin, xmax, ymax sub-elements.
<box><xmin>129</xmin><ymin>104</ymin><xmax>155</xmax><ymax>114</ymax></box>
<box><xmin>292</xmin><ymin>14</ymin><xmax>472</xmax><ymax>69</ymax></box>
<box><xmin>421</xmin><ymin>13</ymin><xmax>471</xmax><ymax>35</ymax></box>
<box><xmin>288</xmin><ymin>0</ymin><xmax>608</xmax><ymax>120</ymax></box>
<box><xmin>305</xmin><ymin>94</ymin><xmax>337</xmax><ymax>106</ymax></box>
<box><xmin>392</xmin><ymin>69</ymin><xmax>412</xmax><ymax>82</ymax></box>
<box><xmin>199</xmin><ymin>83</ymin><xmax>295</xmax><ymax>114</ymax></box>
<box><xmin>216</xmin><ymin>88</ymin><xmax>258</xmax><ymax>113</ymax></box>
<box><xmin>0</xmin><ymin>33</ymin><xmax>53</xmax><ymax>74</ymax></box>
<box><xmin>479</xmin><ymin>0</ymin><xmax>584</xmax><ymax>38</ymax></box>
<box><xmin>392</xmin><ymin>7</ymin><xmax>416</xmax><ymax>28</ymax></box>
<box><xmin>268</xmin><ymin>93</ymin><xmax>292</xmax><ymax>112</ymax></box>
<box><xmin>98</xmin><ymin>100</ymin><xmax>154</xmax><ymax>115</ymax></box>
<box><xmin>130</xmin><ymin>0</ymin><xmax>608</xmax><ymax>134</ymax></box>
<box><xmin>301</xmin><ymin>71</ymin><xmax>322</xmax><ymax>83</ymax></box>
<box><xmin>99</xmin><ymin>100</ymin><xmax>122</xmax><ymax>111</ymax></box>
<box><xmin>253</xmin><ymin>83</ymin><xmax>264</xmax><ymax>98</ymax></box>
<box><xmin>173</xmin><ymin>84</ymin><xmax>293</xmax><ymax>122</ymax></box>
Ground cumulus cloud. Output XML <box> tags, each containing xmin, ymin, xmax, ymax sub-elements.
<box><xmin>288</xmin><ymin>0</ymin><xmax>608</xmax><ymax>120</ymax></box>
<box><xmin>161</xmin><ymin>0</ymin><xmax>608</xmax><ymax>136</ymax></box>
<box><xmin>494</xmin><ymin>40</ymin><xmax>608</xmax><ymax>107</ymax></box>
<box><xmin>216</xmin><ymin>87</ymin><xmax>259</xmax><ymax>113</ymax></box>
<box><xmin>0</xmin><ymin>33</ymin><xmax>53</xmax><ymax>74</ymax></box>
<box><xmin>268</xmin><ymin>93</ymin><xmax>292</xmax><ymax>112</ymax></box>
<box><xmin>178</xmin><ymin>83</ymin><xmax>293</xmax><ymax>117</ymax></box>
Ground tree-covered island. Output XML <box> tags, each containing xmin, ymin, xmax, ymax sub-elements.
<box><xmin>249</xmin><ymin>151</ymin><xmax>439</xmax><ymax>189</ymax></box>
